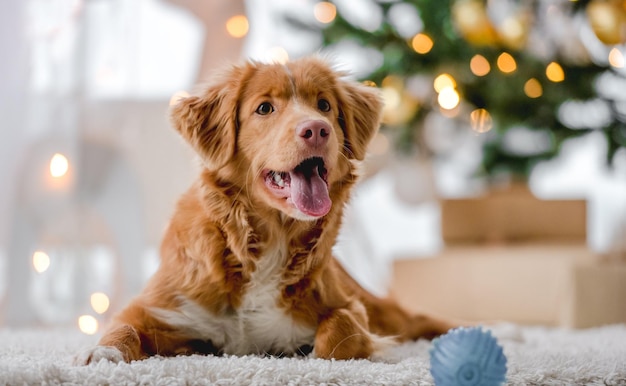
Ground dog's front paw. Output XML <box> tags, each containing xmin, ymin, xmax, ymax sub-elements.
<box><xmin>74</xmin><ymin>345</ymin><xmax>125</xmax><ymax>365</ymax></box>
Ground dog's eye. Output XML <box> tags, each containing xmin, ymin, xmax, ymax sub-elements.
<box><xmin>256</xmin><ymin>102</ymin><xmax>274</xmax><ymax>115</ymax></box>
<box><xmin>317</xmin><ymin>99</ymin><xmax>331</xmax><ymax>112</ymax></box>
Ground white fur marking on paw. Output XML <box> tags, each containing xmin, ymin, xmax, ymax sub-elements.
<box><xmin>74</xmin><ymin>346</ymin><xmax>124</xmax><ymax>365</ymax></box>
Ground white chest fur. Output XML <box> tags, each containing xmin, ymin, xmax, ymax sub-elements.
<box><xmin>149</xmin><ymin>242</ymin><xmax>316</xmax><ymax>356</ymax></box>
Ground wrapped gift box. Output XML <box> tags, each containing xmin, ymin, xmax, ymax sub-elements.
<box><xmin>391</xmin><ymin>245</ymin><xmax>626</xmax><ymax>327</ymax></box>
<box><xmin>390</xmin><ymin>185</ymin><xmax>626</xmax><ymax>328</ymax></box>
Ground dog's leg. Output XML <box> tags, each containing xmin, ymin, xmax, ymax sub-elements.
<box><xmin>314</xmin><ymin>301</ymin><xmax>378</xmax><ymax>360</ymax></box>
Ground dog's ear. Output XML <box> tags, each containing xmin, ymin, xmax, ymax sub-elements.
<box><xmin>337</xmin><ymin>81</ymin><xmax>383</xmax><ymax>160</ymax></box>
<box><xmin>170</xmin><ymin>72</ymin><xmax>240</xmax><ymax>170</ymax></box>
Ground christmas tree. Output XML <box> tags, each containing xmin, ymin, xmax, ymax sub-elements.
<box><xmin>291</xmin><ymin>0</ymin><xmax>626</xmax><ymax>180</ymax></box>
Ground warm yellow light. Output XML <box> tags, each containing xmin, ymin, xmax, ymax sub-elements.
<box><xmin>314</xmin><ymin>2</ymin><xmax>336</xmax><ymax>24</ymax></box>
<box><xmin>609</xmin><ymin>48</ymin><xmax>625</xmax><ymax>68</ymax></box>
<box><xmin>438</xmin><ymin>87</ymin><xmax>460</xmax><ymax>110</ymax></box>
<box><xmin>496</xmin><ymin>52</ymin><xmax>517</xmax><ymax>73</ymax></box>
<box><xmin>50</xmin><ymin>153</ymin><xmax>69</xmax><ymax>178</ymax></box>
<box><xmin>32</xmin><ymin>251</ymin><xmax>50</xmax><ymax>273</ymax></box>
<box><xmin>381</xmin><ymin>87</ymin><xmax>401</xmax><ymax>110</ymax></box>
<box><xmin>470</xmin><ymin>108</ymin><xmax>493</xmax><ymax>133</ymax></box>
<box><xmin>524</xmin><ymin>78</ymin><xmax>543</xmax><ymax>98</ymax></box>
<box><xmin>433</xmin><ymin>73</ymin><xmax>457</xmax><ymax>93</ymax></box>
<box><xmin>267</xmin><ymin>46</ymin><xmax>289</xmax><ymax>64</ymax></box>
<box><xmin>90</xmin><ymin>292</ymin><xmax>110</xmax><ymax>314</ymax></box>
<box><xmin>362</xmin><ymin>80</ymin><xmax>377</xmax><ymax>87</ymax></box>
<box><xmin>225</xmin><ymin>15</ymin><xmax>249</xmax><ymax>38</ymax></box>
<box><xmin>78</xmin><ymin>315</ymin><xmax>99</xmax><ymax>335</ymax></box>
<box><xmin>470</xmin><ymin>54</ymin><xmax>491</xmax><ymax>76</ymax></box>
<box><xmin>411</xmin><ymin>33</ymin><xmax>434</xmax><ymax>54</ymax></box>
<box><xmin>169</xmin><ymin>90</ymin><xmax>190</xmax><ymax>106</ymax></box>
<box><xmin>546</xmin><ymin>62</ymin><xmax>565</xmax><ymax>82</ymax></box>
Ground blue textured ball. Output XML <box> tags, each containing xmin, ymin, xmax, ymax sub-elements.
<box><xmin>429</xmin><ymin>327</ymin><xmax>507</xmax><ymax>386</ymax></box>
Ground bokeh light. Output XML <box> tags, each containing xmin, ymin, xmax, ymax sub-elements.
<box><xmin>470</xmin><ymin>108</ymin><xmax>493</xmax><ymax>133</ymax></box>
<box><xmin>546</xmin><ymin>62</ymin><xmax>565</xmax><ymax>82</ymax></box>
<box><xmin>411</xmin><ymin>33</ymin><xmax>434</xmax><ymax>54</ymax></box>
<box><xmin>32</xmin><ymin>251</ymin><xmax>50</xmax><ymax>273</ymax></box>
<box><xmin>90</xmin><ymin>292</ymin><xmax>110</xmax><ymax>314</ymax></box>
<box><xmin>470</xmin><ymin>54</ymin><xmax>490</xmax><ymax>76</ymax></box>
<box><xmin>496</xmin><ymin>52</ymin><xmax>517</xmax><ymax>73</ymax></box>
<box><xmin>314</xmin><ymin>2</ymin><xmax>336</xmax><ymax>24</ymax></box>
<box><xmin>609</xmin><ymin>48</ymin><xmax>625</xmax><ymax>68</ymax></box>
<box><xmin>524</xmin><ymin>78</ymin><xmax>543</xmax><ymax>98</ymax></box>
<box><xmin>433</xmin><ymin>73</ymin><xmax>456</xmax><ymax>93</ymax></box>
<box><xmin>78</xmin><ymin>315</ymin><xmax>99</xmax><ymax>335</ymax></box>
<box><xmin>438</xmin><ymin>87</ymin><xmax>460</xmax><ymax>110</ymax></box>
<box><xmin>50</xmin><ymin>153</ymin><xmax>69</xmax><ymax>178</ymax></box>
<box><xmin>225</xmin><ymin>15</ymin><xmax>249</xmax><ymax>38</ymax></box>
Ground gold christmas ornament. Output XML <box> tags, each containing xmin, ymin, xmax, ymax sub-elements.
<box><xmin>586</xmin><ymin>0</ymin><xmax>626</xmax><ymax>45</ymax></box>
<box><xmin>452</xmin><ymin>0</ymin><xmax>499</xmax><ymax>46</ymax></box>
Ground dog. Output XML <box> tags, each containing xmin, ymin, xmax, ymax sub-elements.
<box><xmin>77</xmin><ymin>57</ymin><xmax>454</xmax><ymax>364</ymax></box>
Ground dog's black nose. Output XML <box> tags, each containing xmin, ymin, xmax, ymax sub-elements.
<box><xmin>296</xmin><ymin>120</ymin><xmax>330</xmax><ymax>148</ymax></box>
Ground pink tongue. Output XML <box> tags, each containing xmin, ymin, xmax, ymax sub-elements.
<box><xmin>290</xmin><ymin>167</ymin><xmax>331</xmax><ymax>217</ymax></box>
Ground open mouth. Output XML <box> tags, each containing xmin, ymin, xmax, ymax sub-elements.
<box><xmin>263</xmin><ymin>157</ymin><xmax>331</xmax><ymax>218</ymax></box>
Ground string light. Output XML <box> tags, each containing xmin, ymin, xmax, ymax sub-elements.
<box><xmin>609</xmin><ymin>48</ymin><xmax>625</xmax><ymax>68</ymax></box>
<box><xmin>90</xmin><ymin>292</ymin><xmax>110</xmax><ymax>314</ymax></box>
<box><xmin>496</xmin><ymin>52</ymin><xmax>517</xmax><ymax>73</ymax></box>
<box><xmin>524</xmin><ymin>78</ymin><xmax>543</xmax><ymax>98</ymax></box>
<box><xmin>314</xmin><ymin>2</ymin><xmax>336</xmax><ymax>24</ymax></box>
<box><xmin>225</xmin><ymin>15</ymin><xmax>249</xmax><ymax>38</ymax></box>
<box><xmin>433</xmin><ymin>73</ymin><xmax>456</xmax><ymax>93</ymax></box>
<box><xmin>470</xmin><ymin>108</ymin><xmax>493</xmax><ymax>133</ymax></box>
<box><xmin>411</xmin><ymin>33</ymin><xmax>434</xmax><ymax>54</ymax></box>
<box><xmin>438</xmin><ymin>87</ymin><xmax>460</xmax><ymax>110</ymax></box>
<box><xmin>470</xmin><ymin>54</ymin><xmax>490</xmax><ymax>76</ymax></box>
<box><xmin>32</xmin><ymin>251</ymin><xmax>50</xmax><ymax>273</ymax></box>
<box><xmin>50</xmin><ymin>153</ymin><xmax>69</xmax><ymax>178</ymax></box>
<box><xmin>546</xmin><ymin>62</ymin><xmax>565</xmax><ymax>82</ymax></box>
<box><xmin>78</xmin><ymin>315</ymin><xmax>99</xmax><ymax>335</ymax></box>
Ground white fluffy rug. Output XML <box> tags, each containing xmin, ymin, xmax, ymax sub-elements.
<box><xmin>1</xmin><ymin>324</ymin><xmax>625</xmax><ymax>385</ymax></box>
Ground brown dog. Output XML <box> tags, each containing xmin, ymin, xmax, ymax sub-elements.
<box><xmin>77</xmin><ymin>57</ymin><xmax>453</xmax><ymax>364</ymax></box>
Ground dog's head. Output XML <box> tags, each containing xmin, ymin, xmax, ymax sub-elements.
<box><xmin>170</xmin><ymin>57</ymin><xmax>382</xmax><ymax>221</ymax></box>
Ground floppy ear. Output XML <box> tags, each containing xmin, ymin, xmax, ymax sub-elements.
<box><xmin>337</xmin><ymin>81</ymin><xmax>383</xmax><ymax>160</ymax></box>
<box><xmin>170</xmin><ymin>76</ymin><xmax>238</xmax><ymax>170</ymax></box>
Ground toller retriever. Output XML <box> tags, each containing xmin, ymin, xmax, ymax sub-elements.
<box><xmin>77</xmin><ymin>57</ymin><xmax>454</xmax><ymax>364</ymax></box>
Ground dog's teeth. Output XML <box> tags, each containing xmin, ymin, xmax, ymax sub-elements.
<box><xmin>273</xmin><ymin>172</ymin><xmax>285</xmax><ymax>187</ymax></box>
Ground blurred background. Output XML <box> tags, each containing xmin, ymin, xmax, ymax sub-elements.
<box><xmin>1</xmin><ymin>0</ymin><xmax>625</xmax><ymax>334</ymax></box>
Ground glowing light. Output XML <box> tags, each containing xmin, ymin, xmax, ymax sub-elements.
<box><xmin>32</xmin><ymin>251</ymin><xmax>50</xmax><ymax>273</ymax></box>
<box><xmin>433</xmin><ymin>73</ymin><xmax>457</xmax><ymax>93</ymax></box>
<box><xmin>267</xmin><ymin>46</ymin><xmax>289</xmax><ymax>64</ymax></box>
<box><xmin>470</xmin><ymin>108</ymin><xmax>493</xmax><ymax>133</ymax></box>
<box><xmin>90</xmin><ymin>292</ymin><xmax>110</xmax><ymax>314</ymax></box>
<box><xmin>470</xmin><ymin>54</ymin><xmax>491</xmax><ymax>76</ymax></box>
<box><xmin>314</xmin><ymin>2</ymin><xmax>336</xmax><ymax>24</ymax></box>
<box><xmin>411</xmin><ymin>33</ymin><xmax>434</xmax><ymax>54</ymax></box>
<box><xmin>524</xmin><ymin>78</ymin><xmax>543</xmax><ymax>98</ymax></box>
<box><xmin>496</xmin><ymin>52</ymin><xmax>517</xmax><ymax>73</ymax></box>
<box><xmin>546</xmin><ymin>62</ymin><xmax>565</xmax><ymax>82</ymax></box>
<box><xmin>381</xmin><ymin>87</ymin><xmax>401</xmax><ymax>110</ymax></box>
<box><xmin>49</xmin><ymin>153</ymin><xmax>69</xmax><ymax>178</ymax></box>
<box><xmin>78</xmin><ymin>315</ymin><xmax>99</xmax><ymax>335</ymax></box>
<box><xmin>609</xmin><ymin>48</ymin><xmax>625</xmax><ymax>68</ymax></box>
<box><xmin>362</xmin><ymin>80</ymin><xmax>377</xmax><ymax>87</ymax></box>
<box><xmin>169</xmin><ymin>90</ymin><xmax>190</xmax><ymax>106</ymax></box>
<box><xmin>438</xmin><ymin>87</ymin><xmax>460</xmax><ymax>110</ymax></box>
<box><xmin>225</xmin><ymin>15</ymin><xmax>249</xmax><ymax>38</ymax></box>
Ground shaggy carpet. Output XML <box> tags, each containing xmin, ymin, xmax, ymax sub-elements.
<box><xmin>1</xmin><ymin>324</ymin><xmax>625</xmax><ymax>385</ymax></box>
